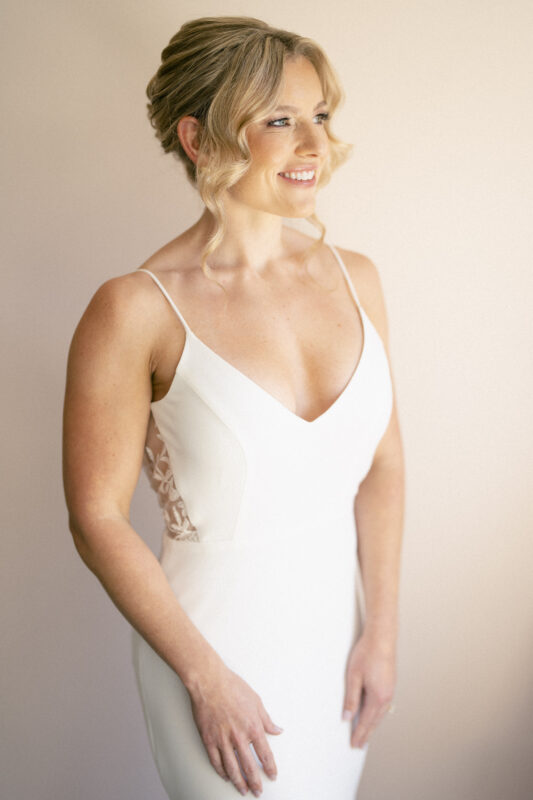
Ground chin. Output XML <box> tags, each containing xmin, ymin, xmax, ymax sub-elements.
<box><xmin>284</xmin><ymin>201</ymin><xmax>317</xmax><ymax>219</ymax></box>
<box><xmin>283</xmin><ymin>210</ymin><xmax>315</xmax><ymax>220</ymax></box>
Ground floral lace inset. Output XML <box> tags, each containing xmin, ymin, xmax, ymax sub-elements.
<box><xmin>143</xmin><ymin>416</ymin><xmax>199</xmax><ymax>542</ymax></box>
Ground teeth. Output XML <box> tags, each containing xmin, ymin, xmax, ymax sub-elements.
<box><xmin>280</xmin><ymin>170</ymin><xmax>315</xmax><ymax>181</ymax></box>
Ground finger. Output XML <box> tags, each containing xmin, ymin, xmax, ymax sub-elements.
<box><xmin>356</xmin><ymin>692</ymin><xmax>390</xmax><ymax>747</ymax></box>
<box><xmin>363</xmin><ymin>708</ymin><xmax>387</xmax><ymax>745</ymax></box>
<box><xmin>350</xmin><ymin>696</ymin><xmax>380</xmax><ymax>748</ymax></box>
<box><xmin>343</xmin><ymin>675</ymin><xmax>363</xmax><ymax>721</ymax></box>
<box><xmin>252</xmin><ymin>730</ymin><xmax>278</xmax><ymax>781</ymax></box>
<box><xmin>220</xmin><ymin>743</ymin><xmax>250</xmax><ymax>797</ymax></box>
<box><xmin>259</xmin><ymin>706</ymin><xmax>284</xmax><ymax>736</ymax></box>
<box><xmin>205</xmin><ymin>743</ymin><xmax>230</xmax><ymax>783</ymax></box>
<box><xmin>352</xmin><ymin>713</ymin><xmax>378</xmax><ymax>747</ymax></box>
<box><xmin>233</xmin><ymin>737</ymin><xmax>263</xmax><ymax>797</ymax></box>
<box><xmin>359</xmin><ymin>714</ymin><xmax>382</xmax><ymax>745</ymax></box>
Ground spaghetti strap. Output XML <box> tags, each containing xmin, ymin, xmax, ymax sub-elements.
<box><xmin>136</xmin><ymin>268</ymin><xmax>191</xmax><ymax>333</ymax></box>
<box><xmin>325</xmin><ymin>241</ymin><xmax>363</xmax><ymax>311</ymax></box>
<box><xmin>138</xmin><ymin>248</ymin><xmax>361</xmax><ymax>335</ymax></box>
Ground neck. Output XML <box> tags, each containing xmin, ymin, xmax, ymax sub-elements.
<box><xmin>188</xmin><ymin>207</ymin><xmax>295</xmax><ymax>276</ymax></box>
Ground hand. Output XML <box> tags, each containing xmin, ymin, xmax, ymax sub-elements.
<box><xmin>342</xmin><ymin>631</ymin><xmax>397</xmax><ymax>749</ymax></box>
<box><xmin>188</xmin><ymin>662</ymin><xmax>284</xmax><ymax>796</ymax></box>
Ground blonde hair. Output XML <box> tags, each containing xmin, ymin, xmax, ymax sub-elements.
<box><xmin>146</xmin><ymin>16</ymin><xmax>353</xmax><ymax>289</ymax></box>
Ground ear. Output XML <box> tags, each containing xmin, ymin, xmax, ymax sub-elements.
<box><xmin>177</xmin><ymin>116</ymin><xmax>204</xmax><ymax>166</ymax></box>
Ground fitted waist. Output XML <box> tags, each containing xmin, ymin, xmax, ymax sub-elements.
<box><xmin>159</xmin><ymin>510</ymin><xmax>359</xmax><ymax>579</ymax></box>
<box><xmin>162</xmin><ymin>505</ymin><xmax>358</xmax><ymax>548</ymax></box>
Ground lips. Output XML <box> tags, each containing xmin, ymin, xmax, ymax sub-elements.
<box><xmin>278</xmin><ymin>171</ymin><xmax>316</xmax><ymax>186</ymax></box>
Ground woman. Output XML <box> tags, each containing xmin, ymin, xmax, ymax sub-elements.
<box><xmin>62</xmin><ymin>16</ymin><xmax>404</xmax><ymax>800</ymax></box>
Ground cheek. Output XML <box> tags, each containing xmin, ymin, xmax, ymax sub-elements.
<box><xmin>248</xmin><ymin>133</ymin><xmax>286</xmax><ymax>169</ymax></box>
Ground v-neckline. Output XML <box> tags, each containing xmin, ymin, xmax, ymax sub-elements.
<box><xmin>170</xmin><ymin>313</ymin><xmax>367</xmax><ymax>425</ymax></box>
<box><xmin>145</xmin><ymin>242</ymin><xmax>367</xmax><ymax>426</ymax></box>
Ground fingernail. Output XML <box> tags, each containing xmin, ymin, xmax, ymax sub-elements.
<box><xmin>274</xmin><ymin>725</ymin><xmax>284</xmax><ymax>732</ymax></box>
<box><xmin>342</xmin><ymin>710</ymin><xmax>352</xmax><ymax>720</ymax></box>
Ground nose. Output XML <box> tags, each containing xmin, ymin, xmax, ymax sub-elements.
<box><xmin>294</xmin><ymin>120</ymin><xmax>329</xmax><ymax>158</ymax></box>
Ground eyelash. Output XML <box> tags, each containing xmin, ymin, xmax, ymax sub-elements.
<box><xmin>267</xmin><ymin>112</ymin><xmax>330</xmax><ymax>128</ymax></box>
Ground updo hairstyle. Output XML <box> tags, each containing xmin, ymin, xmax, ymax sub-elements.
<box><xmin>146</xmin><ymin>16</ymin><xmax>353</xmax><ymax>283</ymax></box>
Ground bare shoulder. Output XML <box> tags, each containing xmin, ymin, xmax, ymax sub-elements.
<box><xmin>71</xmin><ymin>271</ymin><xmax>163</xmax><ymax>374</ymax></box>
<box><xmin>334</xmin><ymin>245</ymin><xmax>390</xmax><ymax>353</ymax></box>
<box><xmin>83</xmin><ymin>270</ymin><xmax>160</xmax><ymax>322</ymax></box>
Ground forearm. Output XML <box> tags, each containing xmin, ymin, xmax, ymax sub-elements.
<box><xmin>354</xmin><ymin>462</ymin><xmax>405</xmax><ymax>647</ymax></box>
<box><xmin>70</xmin><ymin>515</ymin><xmax>223</xmax><ymax>695</ymax></box>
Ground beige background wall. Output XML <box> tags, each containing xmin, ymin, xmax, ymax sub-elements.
<box><xmin>2</xmin><ymin>1</ymin><xmax>532</xmax><ymax>798</ymax></box>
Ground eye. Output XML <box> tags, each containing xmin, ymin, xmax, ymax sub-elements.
<box><xmin>266</xmin><ymin>112</ymin><xmax>330</xmax><ymax>128</ymax></box>
<box><xmin>267</xmin><ymin>117</ymin><xmax>291</xmax><ymax>127</ymax></box>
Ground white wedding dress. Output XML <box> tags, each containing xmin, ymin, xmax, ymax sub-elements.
<box><xmin>131</xmin><ymin>241</ymin><xmax>393</xmax><ymax>798</ymax></box>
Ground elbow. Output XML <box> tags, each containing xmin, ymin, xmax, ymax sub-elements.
<box><xmin>68</xmin><ymin>515</ymin><xmax>99</xmax><ymax>572</ymax></box>
<box><xmin>67</xmin><ymin>507</ymin><xmax>130</xmax><ymax>573</ymax></box>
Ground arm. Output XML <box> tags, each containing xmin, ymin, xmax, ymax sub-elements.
<box><xmin>340</xmin><ymin>250</ymin><xmax>405</xmax><ymax>746</ymax></box>
<box><xmin>62</xmin><ymin>274</ymin><xmax>282</xmax><ymax>794</ymax></box>
<box><xmin>355</xmin><ymin>407</ymin><xmax>405</xmax><ymax>649</ymax></box>
<box><xmin>62</xmin><ymin>274</ymin><xmax>222</xmax><ymax>694</ymax></box>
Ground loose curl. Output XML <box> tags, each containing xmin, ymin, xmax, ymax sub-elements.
<box><xmin>146</xmin><ymin>16</ymin><xmax>353</xmax><ymax>289</ymax></box>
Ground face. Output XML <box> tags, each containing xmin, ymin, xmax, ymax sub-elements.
<box><xmin>227</xmin><ymin>55</ymin><xmax>331</xmax><ymax>218</ymax></box>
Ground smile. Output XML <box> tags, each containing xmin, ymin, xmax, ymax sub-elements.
<box><xmin>278</xmin><ymin>170</ymin><xmax>316</xmax><ymax>186</ymax></box>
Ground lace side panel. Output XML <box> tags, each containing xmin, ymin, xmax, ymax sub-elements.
<box><xmin>143</xmin><ymin>415</ymin><xmax>199</xmax><ymax>542</ymax></box>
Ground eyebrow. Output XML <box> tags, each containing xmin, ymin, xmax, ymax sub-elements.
<box><xmin>273</xmin><ymin>100</ymin><xmax>328</xmax><ymax>112</ymax></box>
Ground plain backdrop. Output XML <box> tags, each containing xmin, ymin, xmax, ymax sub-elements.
<box><xmin>2</xmin><ymin>1</ymin><xmax>532</xmax><ymax>798</ymax></box>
